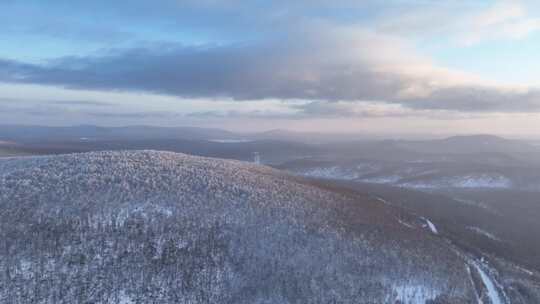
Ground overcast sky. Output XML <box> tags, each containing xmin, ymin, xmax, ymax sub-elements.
<box><xmin>1</xmin><ymin>0</ymin><xmax>540</xmax><ymax>136</ymax></box>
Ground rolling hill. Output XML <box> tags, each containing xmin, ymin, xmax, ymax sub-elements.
<box><xmin>0</xmin><ymin>150</ymin><xmax>486</xmax><ymax>303</ymax></box>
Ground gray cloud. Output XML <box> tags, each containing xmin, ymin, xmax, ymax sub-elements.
<box><xmin>293</xmin><ymin>101</ymin><xmax>364</xmax><ymax>118</ymax></box>
<box><xmin>189</xmin><ymin>101</ymin><xmax>412</xmax><ymax>120</ymax></box>
<box><xmin>0</xmin><ymin>103</ymin><xmax>62</xmax><ymax>117</ymax></box>
<box><xmin>86</xmin><ymin>111</ymin><xmax>183</xmax><ymax>119</ymax></box>
<box><xmin>404</xmin><ymin>86</ymin><xmax>540</xmax><ymax>112</ymax></box>
<box><xmin>1</xmin><ymin>21</ymin><xmax>540</xmax><ymax>114</ymax></box>
<box><xmin>0</xmin><ymin>97</ymin><xmax>112</xmax><ymax>107</ymax></box>
<box><xmin>51</xmin><ymin>100</ymin><xmax>113</xmax><ymax>106</ymax></box>
<box><xmin>187</xmin><ymin>110</ymin><xmax>296</xmax><ymax>120</ymax></box>
<box><xmin>294</xmin><ymin>101</ymin><xmax>481</xmax><ymax>120</ymax></box>
<box><xmin>0</xmin><ymin>101</ymin><xmax>182</xmax><ymax>120</ymax></box>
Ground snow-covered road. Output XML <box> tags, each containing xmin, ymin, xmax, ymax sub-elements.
<box><xmin>422</xmin><ymin>217</ymin><xmax>439</xmax><ymax>235</ymax></box>
<box><xmin>472</xmin><ymin>261</ymin><xmax>505</xmax><ymax>304</ymax></box>
<box><xmin>418</xmin><ymin>217</ymin><xmax>508</xmax><ymax>304</ymax></box>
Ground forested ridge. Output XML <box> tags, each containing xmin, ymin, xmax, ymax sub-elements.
<box><xmin>0</xmin><ymin>151</ymin><xmax>476</xmax><ymax>303</ymax></box>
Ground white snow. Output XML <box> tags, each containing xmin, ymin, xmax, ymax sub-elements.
<box><xmin>400</xmin><ymin>174</ymin><xmax>512</xmax><ymax>190</ymax></box>
<box><xmin>467</xmin><ymin>227</ymin><xmax>501</xmax><ymax>242</ymax></box>
<box><xmin>472</xmin><ymin>262</ymin><xmax>503</xmax><ymax>304</ymax></box>
<box><xmin>398</xmin><ymin>219</ymin><xmax>415</xmax><ymax>229</ymax></box>
<box><xmin>119</xmin><ymin>291</ymin><xmax>134</xmax><ymax>304</ymax></box>
<box><xmin>392</xmin><ymin>285</ymin><xmax>438</xmax><ymax>304</ymax></box>
<box><xmin>361</xmin><ymin>175</ymin><xmax>402</xmax><ymax>184</ymax></box>
<box><xmin>466</xmin><ymin>266</ymin><xmax>483</xmax><ymax>304</ymax></box>
<box><xmin>453</xmin><ymin>198</ymin><xmax>492</xmax><ymax>211</ymax></box>
<box><xmin>516</xmin><ymin>266</ymin><xmax>534</xmax><ymax>276</ymax></box>
<box><xmin>375</xmin><ymin>197</ymin><xmax>390</xmax><ymax>205</ymax></box>
<box><xmin>453</xmin><ymin>174</ymin><xmax>512</xmax><ymax>189</ymax></box>
<box><xmin>18</xmin><ymin>260</ymin><xmax>33</xmax><ymax>279</ymax></box>
<box><xmin>302</xmin><ymin>166</ymin><xmax>359</xmax><ymax>180</ymax></box>
<box><xmin>422</xmin><ymin>218</ymin><xmax>438</xmax><ymax>235</ymax></box>
<box><xmin>355</xmin><ymin>163</ymin><xmax>380</xmax><ymax>173</ymax></box>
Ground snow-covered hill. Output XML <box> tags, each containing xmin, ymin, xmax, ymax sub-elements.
<box><xmin>0</xmin><ymin>151</ymin><xmax>483</xmax><ymax>303</ymax></box>
<box><xmin>286</xmin><ymin>159</ymin><xmax>540</xmax><ymax>191</ymax></box>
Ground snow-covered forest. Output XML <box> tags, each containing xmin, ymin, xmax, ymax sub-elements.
<box><xmin>0</xmin><ymin>151</ymin><xmax>478</xmax><ymax>303</ymax></box>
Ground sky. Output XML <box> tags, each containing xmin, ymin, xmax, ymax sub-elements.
<box><xmin>1</xmin><ymin>0</ymin><xmax>540</xmax><ymax>136</ymax></box>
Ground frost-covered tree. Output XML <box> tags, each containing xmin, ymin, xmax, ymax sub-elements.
<box><xmin>0</xmin><ymin>151</ymin><xmax>477</xmax><ymax>303</ymax></box>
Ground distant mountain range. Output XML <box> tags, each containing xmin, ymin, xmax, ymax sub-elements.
<box><xmin>0</xmin><ymin>125</ymin><xmax>239</xmax><ymax>142</ymax></box>
<box><xmin>3</xmin><ymin>124</ymin><xmax>534</xmax><ymax>144</ymax></box>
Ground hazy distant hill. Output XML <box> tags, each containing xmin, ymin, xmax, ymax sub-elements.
<box><xmin>0</xmin><ymin>125</ymin><xmax>239</xmax><ymax>142</ymax></box>
<box><xmin>0</xmin><ymin>151</ymin><xmax>482</xmax><ymax>303</ymax></box>
<box><xmin>395</xmin><ymin>135</ymin><xmax>539</xmax><ymax>157</ymax></box>
<box><xmin>2</xmin><ymin>125</ymin><xmax>539</xmax><ymax>166</ymax></box>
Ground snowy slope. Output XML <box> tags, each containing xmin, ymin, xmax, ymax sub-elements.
<box><xmin>287</xmin><ymin>160</ymin><xmax>540</xmax><ymax>191</ymax></box>
<box><xmin>0</xmin><ymin>151</ymin><xmax>478</xmax><ymax>303</ymax></box>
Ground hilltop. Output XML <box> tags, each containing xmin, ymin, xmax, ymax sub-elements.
<box><xmin>0</xmin><ymin>151</ymin><xmax>488</xmax><ymax>303</ymax></box>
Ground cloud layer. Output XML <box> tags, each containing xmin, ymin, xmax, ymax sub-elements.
<box><xmin>1</xmin><ymin>0</ymin><xmax>540</xmax><ymax>124</ymax></box>
<box><xmin>1</xmin><ymin>25</ymin><xmax>539</xmax><ymax>113</ymax></box>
